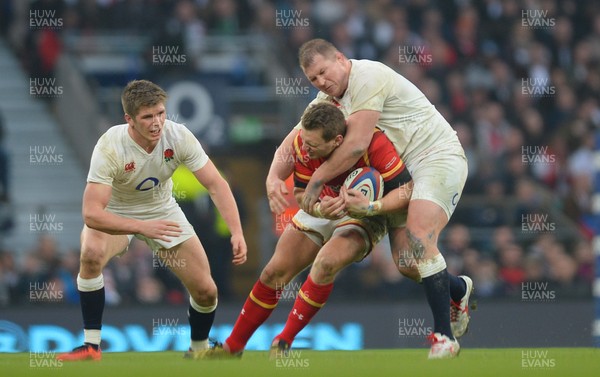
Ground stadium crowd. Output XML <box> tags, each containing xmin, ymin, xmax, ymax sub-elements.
<box><xmin>0</xmin><ymin>0</ymin><xmax>597</xmax><ymax>306</ymax></box>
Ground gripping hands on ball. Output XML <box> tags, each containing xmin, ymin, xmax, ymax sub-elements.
<box><xmin>312</xmin><ymin>195</ymin><xmax>346</xmax><ymax>219</ymax></box>
<box><xmin>340</xmin><ymin>167</ymin><xmax>384</xmax><ymax>218</ymax></box>
<box><xmin>341</xmin><ymin>186</ymin><xmax>382</xmax><ymax>218</ymax></box>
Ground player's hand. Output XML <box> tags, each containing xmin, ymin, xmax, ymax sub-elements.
<box><xmin>266</xmin><ymin>176</ymin><xmax>289</xmax><ymax>214</ymax></box>
<box><xmin>319</xmin><ymin>195</ymin><xmax>346</xmax><ymax>219</ymax></box>
<box><xmin>341</xmin><ymin>186</ymin><xmax>370</xmax><ymax>218</ymax></box>
<box><xmin>230</xmin><ymin>233</ymin><xmax>248</xmax><ymax>265</ymax></box>
<box><xmin>139</xmin><ymin>220</ymin><xmax>182</xmax><ymax>242</ymax></box>
<box><xmin>302</xmin><ymin>180</ymin><xmax>325</xmax><ymax>213</ymax></box>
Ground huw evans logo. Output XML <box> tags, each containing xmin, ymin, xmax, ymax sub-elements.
<box><xmin>275</xmin><ymin>9</ymin><xmax>309</xmax><ymax>28</ymax></box>
<box><xmin>521</xmin><ymin>10</ymin><xmax>555</xmax><ymax>29</ymax></box>
<box><xmin>152</xmin><ymin>46</ymin><xmax>187</xmax><ymax>65</ymax></box>
<box><xmin>29</xmin><ymin>9</ymin><xmax>63</xmax><ymax>29</ymax></box>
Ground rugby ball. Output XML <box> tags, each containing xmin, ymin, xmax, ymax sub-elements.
<box><xmin>343</xmin><ymin>167</ymin><xmax>384</xmax><ymax>201</ymax></box>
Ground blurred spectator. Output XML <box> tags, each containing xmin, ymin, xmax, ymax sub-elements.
<box><xmin>523</xmin><ymin>253</ymin><xmax>546</xmax><ymax>283</ymax></box>
<box><xmin>150</xmin><ymin>0</ymin><xmax>205</xmax><ymax>75</ymax></box>
<box><xmin>23</xmin><ymin>0</ymin><xmax>65</xmax><ymax>78</ymax></box>
<box><xmin>442</xmin><ymin>223</ymin><xmax>472</xmax><ymax>275</ymax></box>
<box><xmin>472</xmin><ymin>257</ymin><xmax>503</xmax><ymax>298</ymax></box>
<box><xmin>206</xmin><ymin>0</ymin><xmax>253</xmax><ymax>36</ymax></box>
<box><xmin>512</xmin><ymin>177</ymin><xmax>552</xmax><ymax>226</ymax></box>
<box><xmin>497</xmin><ymin>244</ymin><xmax>526</xmax><ymax>296</ymax></box>
<box><xmin>458</xmin><ymin>173</ymin><xmax>506</xmax><ymax>229</ymax></box>
<box><xmin>573</xmin><ymin>240</ymin><xmax>595</xmax><ymax>285</ymax></box>
<box><xmin>547</xmin><ymin>250</ymin><xmax>590</xmax><ymax>297</ymax></box>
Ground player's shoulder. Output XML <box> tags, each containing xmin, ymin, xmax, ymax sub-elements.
<box><xmin>97</xmin><ymin>124</ymin><xmax>127</xmax><ymax>147</ymax></box>
<box><xmin>162</xmin><ymin>119</ymin><xmax>195</xmax><ymax>142</ymax></box>
<box><xmin>163</xmin><ymin>119</ymin><xmax>188</xmax><ymax>134</ymax></box>
<box><xmin>348</xmin><ymin>59</ymin><xmax>398</xmax><ymax>93</ymax></box>
<box><xmin>350</xmin><ymin>59</ymin><xmax>395</xmax><ymax>75</ymax></box>
<box><xmin>369</xmin><ymin>128</ymin><xmax>392</xmax><ymax>147</ymax></box>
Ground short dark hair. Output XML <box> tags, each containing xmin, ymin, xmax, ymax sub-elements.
<box><xmin>298</xmin><ymin>39</ymin><xmax>339</xmax><ymax>69</ymax></box>
<box><xmin>301</xmin><ymin>102</ymin><xmax>346</xmax><ymax>141</ymax></box>
<box><xmin>121</xmin><ymin>80</ymin><xmax>167</xmax><ymax>118</ymax></box>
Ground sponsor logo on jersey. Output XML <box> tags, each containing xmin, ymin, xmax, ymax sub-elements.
<box><xmin>124</xmin><ymin>162</ymin><xmax>135</xmax><ymax>173</ymax></box>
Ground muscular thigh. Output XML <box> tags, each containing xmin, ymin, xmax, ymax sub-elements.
<box><xmin>159</xmin><ymin>235</ymin><xmax>213</xmax><ymax>291</ymax></box>
<box><xmin>313</xmin><ymin>229</ymin><xmax>366</xmax><ymax>269</ymax></box>
<box><xmin>80</xmin><ymin>225</ymin><xmax>130</xmax><ymax>263</ymax></box>
<box><xmin>261</xmin><ymin>227</ymin><xmax>321</xmax><ymax>287</ymax></box>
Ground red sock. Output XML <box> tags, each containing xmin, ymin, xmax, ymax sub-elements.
<box><xmin>225</xmin><ymin>280</ymin><xmax>281</xmax><ymax>353</ymax></box>
<box><xmin>276</xmin><ymin>275</ymin><xmax>333</xmax><ymax>345</ymax></box>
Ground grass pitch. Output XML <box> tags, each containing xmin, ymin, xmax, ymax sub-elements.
<box><xmin>2</xmin><ymin>348</ymin><xmax>599</xmax><ymax>377</ymax></box>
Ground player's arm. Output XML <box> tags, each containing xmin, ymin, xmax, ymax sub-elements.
<box><xmin>293</xmin><ymin>187</ymin><xmax>345</xmax><ymax>220</ymax></box>
<box><xmin>266</xmin><ymin>128</ymin><xmax>298</xmax><ymax>214</ymax></box>
<box><xmin>343</xmin><ymin>132</ymin><xmax>413</xmax><ymax>217</ymax></box>
<box><xmin>342</xmin><ymin>180</ymin><xmax>413</xmax><ymax>217</ymax></box>
<box><xmin>193</xmin><ymin>160</ymin><xmax>247</xmax><ymax>265</ymax></box>
<box><xmin>82</xmin><ymin>182</ymin><xmax>181</xmax><ymax>241</ymax></box>
<box><xmin>302</xmin><ymin>110</ymin><xmax>380</xmax><ymax>211</ymax></box>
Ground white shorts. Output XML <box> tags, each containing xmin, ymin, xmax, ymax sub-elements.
<box><xmin>109</xmin><ymin>203</ymin><xmax>196</xmax><ymax>253</ymax></box>
<box><xmin>292</xmin><ymin>210</ymin><xmax>387</xmax><ymax>258</ymax></box>
<box><xmin>387</xmin><ymin>147</ymin><xmax>468</xmax><ymax>229</ymax></box>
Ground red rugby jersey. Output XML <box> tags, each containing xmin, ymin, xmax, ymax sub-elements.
<box><xmin>293</xmin><ymin>129</ymin><xmax>412</xmax><ymax>198</ymax></box>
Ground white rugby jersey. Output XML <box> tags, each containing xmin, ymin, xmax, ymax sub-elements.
<box><xmin>297</xmin><ymin>59</ymin><xmax>464</xmax><ymax>170</ymax></box>
<box><xmin>87</xmin><ymin>119</ymin><xmax>208</xmax><ymax>217</ymax></box>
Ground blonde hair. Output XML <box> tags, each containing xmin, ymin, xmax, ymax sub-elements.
<box><xmin>298</xmin><ymin>38</ymin><xmax>339</xmax><ymax>69</ymax></box>
<box><xmin>121</xmin><ymin>80</ymin><xmax>167</xmax><ymax>118</ymax></box>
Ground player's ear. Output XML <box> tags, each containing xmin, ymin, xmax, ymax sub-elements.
<box><xmin>124</xmin><ymin>113</ymin><xmax>133</xmax><ymax>125</ymax></box>
<box><xmin>334</xmin><ymin>134</ymin><xmax>343</xmax><ymax>146</ymax></box>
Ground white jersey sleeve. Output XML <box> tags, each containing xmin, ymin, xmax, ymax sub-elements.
<box><xmin>87</xmin><ymin>132</ymin><xmax>119</xmax><ymax>186</ymax></box>
<box><xmin>174</xmin><ymin>124</ymin><xmax>209</xmax><ymax>172</ymax></box>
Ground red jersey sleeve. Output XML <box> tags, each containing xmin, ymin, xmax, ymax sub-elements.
<box><xmin>366</xmin><ymin>130</ymin><xmax>412</xmax><ymax>193</ymax></box>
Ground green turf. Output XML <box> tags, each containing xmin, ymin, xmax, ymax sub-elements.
<box><xmin>2</xmin><ymin>349</ymin><xmax>599</xmax><ymax>377</ymax></box>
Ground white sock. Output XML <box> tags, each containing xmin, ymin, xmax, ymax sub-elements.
<box><xmin>416</xmin><ymin>253</ymin><xmax>447</xmax><ymax>278</ymax></box>
<box><xmin>190</xmin><ymin>339</ymin><xmax>209</xmax><ymax>351</ymax></box>
<box><xmin>84</xmin><ymin>329</ymin><xmax>101</xmax><ymax>346</ymax></box>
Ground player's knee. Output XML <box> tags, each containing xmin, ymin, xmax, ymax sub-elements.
<box><xmin>395</xmin><ymin>250</ymin><xmax>420</xmax><ymax>277</ymax></box>
<box><xmin>260</xmin><ymin>264</ymin><xmax>290</xmax><ymax>288</ymax></box>
<box><xmin>311</xmin><ymin>256</ymin><xmax>339</xmax><ymax>283</ymax></box>
<box><xmin>80</xmin><ymin>244</ymin><xmax>105</xmax><ymax>272</ymax></box>
<box><xmin>189</xmin><ymin>282</ymin><xmax>218</xmax><ymax>306</ymax></box>
<box><xmin>397</xmin><ymin>265</ymin><xmax>421</xmax><ymax>282</ymax></box>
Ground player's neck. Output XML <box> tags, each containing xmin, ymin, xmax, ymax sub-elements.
<box><xmin>127</xmin><ymin>127</ymin><xmax>159</xmax><ymax>153</ymax></box>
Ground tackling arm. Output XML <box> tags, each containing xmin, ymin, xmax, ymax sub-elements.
<box><xmin>302</xmin><ymin>110</ymin><xmax>380</xmax><ymax>210</ymax></box>
<box><xmin>265</xmin><ymin>129</ymin><xmax>298</xmax><ymax>214</ymax></box>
